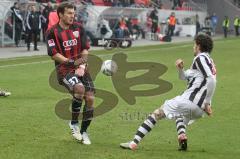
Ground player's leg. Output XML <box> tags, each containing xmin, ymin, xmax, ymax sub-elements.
<box><xmin>174</xmin><ymin>99</ymin><xmax>204</xmax><ymax>151</ymax></box>
<box><xmin>175</xmin><ymin>117</ymin><xmax>188</xmax><ymax>151</ymax></box>
<box><xmin>62</xmin><ymin>74</ymin><xmax>85</xmax><ymax>141</ymax></box>
<box><xmin>80</xmin><ymin>73</ymin><xmax>95</xmax><ymax>145</ymax></box>
<box><xmin>68</xmin><ymin>83</ymin><xmax>85</xmax><ymax>141</ymax></box>
<box><xmin>120</xmin><ymin>96</ymin><xmax>188</xmax><ymax>150</ymax></box>
<box><xmin>120</xmin><ymin>107</ymin><xmax>165</xmax><ymax>150</ymax></box>
<box><xmin>81</xmin><ymin>91</ymin><xmax>94</xmax><ymax>145</ymax></box>
<box><xmin>71</xmin><ymin>83</ymin><xmax>85</xmax><ymax>125</ymax></box>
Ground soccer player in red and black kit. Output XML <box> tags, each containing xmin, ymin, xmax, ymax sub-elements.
<box><xmin>46</xmin><ymin>2</ymin><xmax>94</xmax><ymax>145</ymax></box>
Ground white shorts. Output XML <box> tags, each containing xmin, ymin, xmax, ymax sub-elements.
<box><xmin>162</xmin><ymin>96</ymin><xmax>204</xmax><ymax>123</ymax></box>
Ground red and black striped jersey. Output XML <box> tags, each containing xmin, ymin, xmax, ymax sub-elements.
<box><xmin>46</xmin><ymin>22</ymin><xmax>90</xmax><ymax>79</ymax></box>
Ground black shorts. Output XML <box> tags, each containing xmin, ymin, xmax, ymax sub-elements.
<box><xmin>60</xmin><ymin>72</ymin><xmax>95</xmax><ymax>93</ymax></box>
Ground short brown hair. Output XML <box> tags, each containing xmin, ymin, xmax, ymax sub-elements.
<box><xmin>195</xmin><ymin>34</ymin><xmax>213</xmax><ymax>53</ymax></box>
<box><xmin>57</xmin><ymin>2</ymin><xmax>76</xmax><ymax>18</ymax></box>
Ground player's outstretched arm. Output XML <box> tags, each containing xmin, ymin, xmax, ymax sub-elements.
<box><xmin>51</xmin><ymin>53</ymin><xmax>88</xmax><ymax>67</ymax></box>
<box><xmin>203</xmin><ymin>75</ymin><xmax>216</xmax><ymax>116</ymax></box>
<box><xmin>175</xmin><ymin>59</ymin><xmax>186</xmax><ymax>80</ymax></box>
<box><xmin>51</xmin><ymin>53</ymin><xmax>70</xmax><ymax>64</ymax></box>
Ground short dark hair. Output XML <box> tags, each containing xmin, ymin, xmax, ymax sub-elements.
<box><xmin>57</xmin><ymin>2</ymin><xmax>75</xmax><ymax>18</ymax></box>
<box><xmin>195</xmin><ymin>34</ymin><xmax>213</xmax><ymax>53</ymax></box>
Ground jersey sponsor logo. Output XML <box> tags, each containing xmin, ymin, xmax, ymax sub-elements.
<box><xmin>48</xmin><ymin>39</ymin><xmax>55</xmax><ymax>47</ymax></box>
<box><xmin>73</xmin><ymin>31</ymin><xmax>79</xmax><ymax>38</ymax></box>
<box><xmin>64</xmin><ymin>47</ymin><xmax>71</xmax><ymax>51</ymax></box>
<box><xmin>63</xmin><ymin>39</ymin><xmax>77</xmax><ymax>48</ymax></box>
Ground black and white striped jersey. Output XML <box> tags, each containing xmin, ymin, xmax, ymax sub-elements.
<box><xmin>180</xmin><ymin>52</ymin><xmax>217</xmax><ymax>108</ymax></box>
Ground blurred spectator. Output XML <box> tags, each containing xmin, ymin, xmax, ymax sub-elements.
<box><xmin>11</xmin><ymin>2</ymin><xmax>23</xmax><ymax>47</ymax></box>
<box><xmin>26</xmin><ymin>5</ymin><xmax>46</xmax><ymax>51</ymax></box>
<box><xmin>42</xmin><ymin>2</ymin><xmax>53</xmax><ymax>41</ymax></box>
<box><xmin>233</xmin><ymin>15</ymin><xmax>240</xmax><ymax>36</ymax></box>
<box><xmin>47</xmin><ymin>4</ymin><xmax>59</xmax><ymax>30</ymax></box>
<box><xmin>204</xmin><ymin>14</ymin><xmax>212</xmax><ymax>36</ymax></box>
<box><xmin>149</xmin><ymin>8</ymin><xmax>158</xmax><ymax>39</ymax></box>
<box><xmin>153</xmin><ymin>0</ymin><xmax>163</xmax><ymax>9</ymax></box>
<box><xmin>195</xmin><ymin>14</ymin><xmax>201</xmax><ymax>36</ymax></box>
<box><xmin>130</xmin><ymin>0</ymin><xmax>135</xmax><ymax>6</ymax></box>
<box><xmin>122</xmin><ymin>0</ymin><xmax>130</xmax><ymax>7</ymax></box>
<box><xmin>210</xmin><ymin>13</ymin><xmax>218</xmax><ymax>36</ymax></box>
<box><xmin>77</xmin><ymin>6</ymin><xmax>89</xmax><ymax>25</ymax></box>
<box><xmin>204</xmin><ymin>14</ymin><xmax>211</xmax><ymax>28</ymax></box>
<box><xmin>132</xmin><ymin>18</ymin><xmax>145</xmax><ymax>39</ymax></box>
<box><xmin>172</xmin><ymin>0</ymin><xmax>182</xmax><ymax>10</ymax></box>
<box><xmin>222</xmin><ymin>16</ymin><xmax>230</xmax><ymax>38</ymax></box>
<box><xmin>166</xmin><ymin>12</ymin><xmax>176</xmax><ymax>37</ymax></box>
<box><xmin>97</xmin><ymin>17</ymin><xmax>113</xmax><ymax>38</ymax></box>
<box><xmin>112</xmin><ymin>0</ymin><xmax>122</xmax><ymax>7</ymax></box>
<box><xmin>114</xmin><ymin>17</ymin><xmax>128</xmax><ymax>38</ymax></box>
<box><xmin>172</xmin><ymin>0</ymin><xmax>177</xmax><ymax>9</ymax></box>
<box><xmin>126</xmin><ymin>17</ymin><xmax>133</xmax><ymax>38</ymax></box>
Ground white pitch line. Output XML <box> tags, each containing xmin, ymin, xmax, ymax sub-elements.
<box><xmin>0</xmin><ymin>60</ymin><xmax>51</xmax><ymax>68</ymax></box>
<box><xmin>0</xmin><ymin>44</ymin><xmax>191</xmax><ymax>69</ymax></box>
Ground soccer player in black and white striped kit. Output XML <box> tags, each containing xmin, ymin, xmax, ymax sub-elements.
<box><xmin>120</xmin><ymin>34</ymin><xmax>217</xmax><ymax>151</ymax></box>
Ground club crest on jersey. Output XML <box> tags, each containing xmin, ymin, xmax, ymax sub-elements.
<box><xmin>73</xmin><ymin>31</ymin><xmax>79</xmax><ymax>38</ymax></box>
<box><xmin>48</xmin><ymin>39</ymin><xmax>55</xmax><ymax>47</ymax></box>
<box><xmin>63</xmin><ymin>39</ymin><xmax>77</xmax><ymax>48</ymax></box>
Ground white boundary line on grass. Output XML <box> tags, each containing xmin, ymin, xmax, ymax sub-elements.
<box><xmin>0</xmin><ymin>44</ymin><xmax>191</xmax><ymax>69</ymax></box>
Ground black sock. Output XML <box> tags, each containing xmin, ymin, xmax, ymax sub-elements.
<box><xmin>80</xmin><ymin>120</ymin><xmax>92</xmax><ymax>133</ymax></box>
<box><xmin>80</xmin><ymin>106</ymin><xmax>94</xmax><ymax>133</ymax></box>
<box><xmin>71</xmin><ymin>98</ymin><xmax>82</xmax><ymax>125</ymax></box>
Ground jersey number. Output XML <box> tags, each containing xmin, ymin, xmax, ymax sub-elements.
<box><xmin>68</xmin><ymin>76</ymin><xmax>79</xmax><ymax>86</ymax></box>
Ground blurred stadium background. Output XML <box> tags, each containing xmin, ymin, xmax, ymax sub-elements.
<box><xmin>0</xmin><ymin>0</ymin><xmax>240</xmax><ymax>47</ymax></box>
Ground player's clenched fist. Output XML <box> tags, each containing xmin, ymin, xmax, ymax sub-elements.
<box><xmin>175</xmin><ymin>59</ymin><xmax>184</xmax><ymax>70</ymax></box>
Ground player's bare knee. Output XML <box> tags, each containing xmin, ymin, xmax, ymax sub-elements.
<box><xmin>73</xmin><ymin>84</ymin><xmax>85</xmax><ymax>99</ymax></box>
<box><xmin>84</xmin><ymin>92</ymin><xmax>94</xmax><ymax>107</ymax></box>
<box><xmin>153</xmin><ymin>108</ymin><xmax>165</xmax><ymax>120</ymax></box>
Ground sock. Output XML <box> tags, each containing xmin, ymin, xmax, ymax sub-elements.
<box><xmin>80</xmin><ymin>106</ymin><xmax>94</xmax><ymax>133</ymax></box>
<box><xmin>176</xmin><ymin>118</ymin><xmax>186</xmax><ymax>136</ymax></box>
<box><xmin>71</xmin><ymin>98</ymin><xmax>82</xmax><ymax>125</ymax></box>
<box><xmin>133</xmin><ymin>114</ymin><xmax>157</xmax><ymax>145</ymax></box>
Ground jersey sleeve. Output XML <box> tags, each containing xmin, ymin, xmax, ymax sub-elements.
<box><xmin>205</xmin><ymin>76</ymin><xmax>216</xmax><ymax>104</ymax></box>
<box><xmin>46</xmin><ymin>29</ymin><xmax>59</xmax><ymax>57</ymax></box>
<box><xmin>194</xmin><ymin>55</ymin><xmax>213</xmax><ymax>77</ymax></box>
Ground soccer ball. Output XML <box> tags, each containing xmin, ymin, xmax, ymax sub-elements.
<box><xmin>101</xmin><ymin>60</ymin><xmax>118</xmax><ymax>76</ymax></box>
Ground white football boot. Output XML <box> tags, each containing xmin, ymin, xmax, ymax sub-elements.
<box><xmin>0</xmin><ymin>90</ymin><xmax>11</xmax><ymax>97</ymax></box>
<box><xmin>81</xmin><ymin>132</ymin><xmax>91</xmax><ymax>145</ymax></box>
<box><xmin>69</xmin><ymin>122</ymin><xmax>82</xmax><ymax>141</ymax></box>
<box><xmin>120</xmin><ymin>141</ymin><xmax>137</xmax><ymax>150</ymax></box>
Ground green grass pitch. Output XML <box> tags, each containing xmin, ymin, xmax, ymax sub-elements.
<box><xmin>0</xmin><ymin>37</ymin><xmax>240</xmax><ymax>159</ymax></box>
